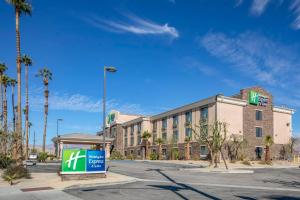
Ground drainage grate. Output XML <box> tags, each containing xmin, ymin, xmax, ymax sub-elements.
<box><xmin>21</xmin><ymin>187</ymin><xmax>54</xmax><ymax>192</ymax></box>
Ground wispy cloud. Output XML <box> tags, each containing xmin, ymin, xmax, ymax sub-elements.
<box><xmin>250</xmin><ymin>0</ymin><xmax>270</xmax><ymax>16</ymax></box>
<box><xmin>200</xmin><ymin>31</ymin><xmax>300</xmax><ymax>108</ymax></box>
<box><xmin>200</xmin><ymin>32</ymin><xmax>300</xmax><ymax>86</ymax></box>
<box><xmin>29</xmin><ymin>89</ymin><xmax>166</xmax><ymax>115</ymax></box>
<box><xmin>85</xmin><ymin>14</ymin><xmax>179</xmax><ymax>39</ymax></box>
<box><xmin>290</xmin><ymin>0</ymin><xmax>300</xmax><ymax>29</ymax></box>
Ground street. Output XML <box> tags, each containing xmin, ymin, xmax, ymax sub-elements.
<box><xmin>64</xmin><ymin>160</ymin><xmax>300</xmax><ymax>200</ymax></box>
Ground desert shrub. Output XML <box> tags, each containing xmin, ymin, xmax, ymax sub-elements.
<box><xmin>259</xmin><ymin>160</ymin><xmax>272</xmax><ymax>165</ymax></box>
<box><xmin>2</xmin><ymin>164</ymin><xmax>31</xmax><ymax>180</ymax></box>
<box><xmin>126</xmin><ymin>154</ymin><xmax>134</xmax><ymax>160</ymax></box>
<box><xmin>38</xmin><ymin>152</ymin><xmax>48</xmax><ymax>162</ymax></box>
<box><xmin>110</xmin><ymin>150</ymin><xmax>124</xmax><ymax>160</ymax></box>
<box><xmin>0</xmin><ymin>154</ymin><xmax>15</xmax><ymax>169</ymax></box>
<box><xmin>241</xmin><ymin>160</ymin><xmax>251</xmax><ymax>166</ymax></box>
<box><xmin>150</xmin><ymin>152</ymin><xmax>158</xmax><ymax>160</ymax></box>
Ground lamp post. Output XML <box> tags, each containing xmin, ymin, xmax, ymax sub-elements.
<box><xmin>103</xmin><ymin>66</ymin><xmax>117</xmax><ymax>156</ymax></box>
<box><xmin>56</xmin><ymin>118</ymin><xmax>63</xmax><ymax>157</ymax></box>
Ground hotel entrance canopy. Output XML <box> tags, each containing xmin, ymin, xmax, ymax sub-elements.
<box><xmin>52</xmin><ymin>133</ymin><xmax>114</xmax><ymax>159</ymax></box>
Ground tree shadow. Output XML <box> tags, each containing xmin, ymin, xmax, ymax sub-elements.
<box><xmin>263</xmin><ymin>179</ymin><xmax>300</xmax><ymax>188</ymax></box>
<box><xmin>265</xmin><ymin>195</ymin><xmax>300</xmax><ymax>200</ymax></box>
<box><xmin>235</xmin><ymin>195</ymin><xmax>257</xmax><ymax>200</ymax></box>
<box><xmin>148</xmin><ymin>168</ymin><xmax>221</xmax><ymax>200</ymax></box>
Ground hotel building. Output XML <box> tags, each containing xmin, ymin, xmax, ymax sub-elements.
<box><xmin>103</xmin><ymin>87</ymin><xmax>294</xmax><ymax>160</ymax></box>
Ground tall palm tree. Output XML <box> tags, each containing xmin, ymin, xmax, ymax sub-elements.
<box><xmin>0</xmin><ymin>63</ymin><xmax>8</xmax><ymax>129</ymax></box>
<box><xmin>141</xmin><ymin>131</ymin><xmax>151</xmax><ymax>160</ymax></box>
<box><xmin>1</xmin><ymin>75</ymin><xmax>10</xmax><ymax>154</ymax></box>
<box><xmin>264</xmin><ymin>135</ymin><xmax>274</xmax><ymax>162</ymax></box>
<box><xmin>1</xmin><ymin>75</ymin><xmax>10</xmax><ymax>133</ymax></box>
<box><xmin>6</xmin><ymin>0</ymin><xmax>32</xmax><ymax>160</ymax></box>
<box><xmin>21</xmin><ymin>55</ymin><xmax>32</xmax><ymax>160</ymax></box>
<box><xmin>36</xmin><ymin>68</ymin><xmax>52</xmax><ymax>152</ymax></box>
<box><xmin>184</xmin><ymin>136</ymin><xmax>191</xmax><ymax>160</ymax></box>
<box><xmin>9</xmin><ymin>78</ymin><xmax>17</xmax><ymax>132</ymax></box>
<box><xmin>156</xmin><ymin>138</ymin><xmax>163</xmax><ymax>160</ymax></box>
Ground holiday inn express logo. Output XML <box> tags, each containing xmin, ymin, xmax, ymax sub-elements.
<box><xmin>61</xmin><ymin>149</ymin><xmax>106</xmax><ymax>174</ymax></box>
<box><xmin>248</xmin><ymin>90</ymin><xmax>268</xmax><ymax>106</ymax></box>
<box><xmin>62</xmin><ymin>149</ymin><xmax>86</xmax><ymax>172</ymax></box>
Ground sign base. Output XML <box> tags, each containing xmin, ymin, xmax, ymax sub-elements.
<box><xmin>61</xmin><ymin>173</ymin><xmax>106</xmax><ymax>181</ymax></box>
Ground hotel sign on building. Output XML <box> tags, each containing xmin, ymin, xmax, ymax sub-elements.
<box><xmin>248</xmin><ymin>90</ymin><xmax>268</xmax><ymax>106</ymax></box>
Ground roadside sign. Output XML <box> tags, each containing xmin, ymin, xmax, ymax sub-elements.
<box><xmin>61</xmin><ymin>149</ymin><xmax>105</xmax><ymax>174</ymax></box>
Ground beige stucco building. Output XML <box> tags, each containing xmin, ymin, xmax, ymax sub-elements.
<box><xmin>105</xmin><ymin>87</ymin><xmax>295</xmax><ymax>160</ymax></box>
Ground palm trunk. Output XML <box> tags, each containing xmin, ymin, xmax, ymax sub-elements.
<box><xmin>186</xmin><ymin>142</ymin><xmax>190</xmax><ymax>160</ymax></box>
<box><xmin>3</xmin><ymin>86</ymin><xmax>7</xmax><ymax>154</ymax></box>
<box><xmin>145</xmin><ymin>141</ymin><xmax>148</xmax><ymax>159</ymax></box>
<box><xmin>25</xmin><ymin>64</ymin><xmax>29</xmax><ymax>160</ymax></box>
<box><xmin>265</xmin><ymin>146</ymin><xmax>270</xmax><ymax>162</ymax></box>
<box><xmin>0</xmin><ymin>81</ymin><xmax>3</xmax><ymax>129</ymax></box>
<box><xmin>12</xmin><ymin>87</ymin><xmax>16</xmax><ymax>132</ymax></box>
<box><xmin>42</xmin><ymin>86</ymin><xmax>49</xmax><ymax>152</ymax></box>
<box><xmin>15</xmin><ymin>9</ymin><xmax>22</xmax><ymax>160</ymax></box>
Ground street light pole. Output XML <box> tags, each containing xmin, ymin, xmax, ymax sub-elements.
<box><xmin>102</xmin><ymin>66</ymin><xmax>117</xmax><ymax>156</ymax></box>
<box><xmin>56</xmin><ymin>118</ymin><xmax>63</xmax><ymax>157</ymax></box>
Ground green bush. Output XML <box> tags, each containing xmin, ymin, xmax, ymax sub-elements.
<box><xmin>0</xmin><ymin>154</ymin><xmax>15</xmax><ymax>169</ymax></box>
<box><xmin>2</xmin><ymin>164</ymin><xmax>31</xmax><ymax>181</ymax></box>
<box><xmin>150</xmin><ymin>152</ymin><xmax>158</xmax><ymax>160</ymax></box>
<box><xmin>110</xmin><ymin>150</ymin><xmax>124</xmax><ymax>160</ymax></box>
<box><xmin>38</xmin><ymin>152</ymin><xmax>48</xmax><ymax>162</ymax></box>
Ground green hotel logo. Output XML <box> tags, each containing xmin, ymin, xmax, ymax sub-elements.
<box><xmin>249</xmin><ymin>90</ymin><xmax>259</xmax><ymax>105</ymax></box>
<box><xmin>248</xmin><ymin>90</ymin><xmax>268</xmax><ymax>106</ymax></box>
<box><xmin>62</xmin><ymin>149</ymin><xmax>86</xmax><ymax>172</ymax></box>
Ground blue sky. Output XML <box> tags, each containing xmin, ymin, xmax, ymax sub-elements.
<box><xmin>0</xmin><ymin>0</ymin><xmax>299</xmax><ymax>145</ymax></box>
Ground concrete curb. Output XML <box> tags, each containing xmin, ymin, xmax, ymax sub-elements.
<box><xmin>63</xmin><ymin>178</ymin><xmax>138</xmax><ymax>190</ymax></box>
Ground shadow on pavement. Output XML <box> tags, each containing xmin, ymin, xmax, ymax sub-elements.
<box><xmin>147</xmin><ymin>168</ymin><xmax>221</xmax><ymax>200</ymax></box>
<box><xmin>263</xmin><ymin>179</ymin><xmax>300</xmax><ymax>188</ymax></box>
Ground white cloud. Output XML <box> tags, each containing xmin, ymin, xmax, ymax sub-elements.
<box><xmin>250</xmin><ymin>0</ymin><xmax>270</xmax><ymax>16</ymax></box>
<box><xmin>85</xmin><ymin>14</ymin><xmax>179</xmax><ymax>39</ymax></box>
<box><xmin>290</xmin><ymin>0</ymin><xmax>300</xmax><ymax>29</ymax></box>
<box><xmin>200</xmin><ymin>32</ymin><xmax>300</xmax><ymax>87</ymax></box>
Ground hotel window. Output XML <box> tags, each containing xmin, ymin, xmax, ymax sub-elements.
<box><xmin>200</xmin><ymin>107</ymin><xmax>208</xmax><ymax>123</ymax></box>
<box><xmin>256</xmin><ymin>127</ymin><xmax>263</xmax><ymax>138</ymax></box>
<box><xmin>130</xmin><ymin>125</ymin><xmax>134</xmax><ymax>146</ymax></box>
<box><xmin>137</xmin><ymin>122</ymin><xmax>142</xmax><ymax>133</ymax></box>
<box><xmin>152</xmin><ymin>133</ymin><xmax>157</xmax><ymax>145</ymax></box>
<box><xmin>162</xmin><ymin>118</ymin><xmax>167</xmax><ymax>131</ymax></box>
<box><xmin>124</xmin><ymin>128</ymin><xmax>128</xmax><ymax>147</ymax></box>
<box><xmin>153</xmin><ymin>121</ymin><xmax>157</xmax><ymax>132</ymax></box>
<box><xmin>173</xmin><ymin>130</ymin><xmax>178</xmax><ymax>143</ymax></box>
<box><xmin>200</xmin><ymin>146</ymin><xmax>208</xmax><ymax>158</ymax></box>
<box><xmin>185</xmin><ymin>111</ymin><xmax>192</xmax><ymax>125</ymax></box>
<box><xmin>256</xmin><ymin>110</ymin><xmax>262</xmax><ymax>121</ymax></box>
<box><xmin>162</xmin><ymin>132</ymin><xmax>167</xmax><ymax>142</ymax></box>
<box><xmin>185</xmin><ymin>127</ymin><xmax>192</xmax><ymax>138</ymax></box>
<box><xmin>173</xmin><ymin>115</ymin><xmax>178</xmax><ymax>128</ymax></box>
<box><xmin>111</xmin><ymin>127</ymin><xmax>116</xmax><ymax>138</ymax></box>
<box><xmin>137</xmin><ymin>123</ymin><xmax>142</xmax><ymax>145</ymax></box>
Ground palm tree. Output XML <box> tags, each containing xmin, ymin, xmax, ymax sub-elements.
<box><xmin>0</xmin><ymin>63</ymin><xmax>8</xmax><ymax>129</ymax></box>
<box><xmin>21</xmin><ymin>55</ymin><xmax>32</xmax><ymax>160</ymax></box>
<box><xmin>184</xmin><ymin>136</ymin><xmax>191</xmax><ymax>160</ymax></box>
<box><xmin>36</xmin><ymin>68</ymin><xmax>52</xmax><ymax>152</ymax></box>
<box><xmin>6</xmin><ymin>0</ymin><xmax>32</xmax><ymax>160</ymax></box>
<box><xmin>9</xmin><ymin>78</ymin><xmax>17</xmax><ymax>132</ymax></box>
<box><xmin>141</xmin><ymin>131</ymin><xmax>151</xmax><ymax>160</ymax></box>
<box><xmin>156</xmin><ymin>138</ymin><xmax>163</xmax><ymax>160</ymax></box>
<box><xmin>1</xmin><ymin>75</ymin><xmax>10</xmax><ymax>133</ymax></box>
<box><xmin>264</xmin><ymin>135</ymin><xmax>274</xmax><ymax>162</ymax></box>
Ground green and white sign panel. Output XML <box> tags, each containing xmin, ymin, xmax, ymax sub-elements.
<box><xmin>248</xmin><ymin>90</ymin><xmax>268</xmax><ymax>106</ymax></box>
<box><xmin>61</xmin><ymin>149</ymin><xmax>106</xmax><ymax>174</ymax></box>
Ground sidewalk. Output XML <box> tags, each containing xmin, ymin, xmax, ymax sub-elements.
<box><xmin>0</xmin><ymin>171</ymin><xmax>137</xmax><ymax>191</ymax></box>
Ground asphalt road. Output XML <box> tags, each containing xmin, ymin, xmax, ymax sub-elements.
<box><xmin>65</xmin><ymin>160</ymin><xmax>300</xmax><ymax>200</ymax></box>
